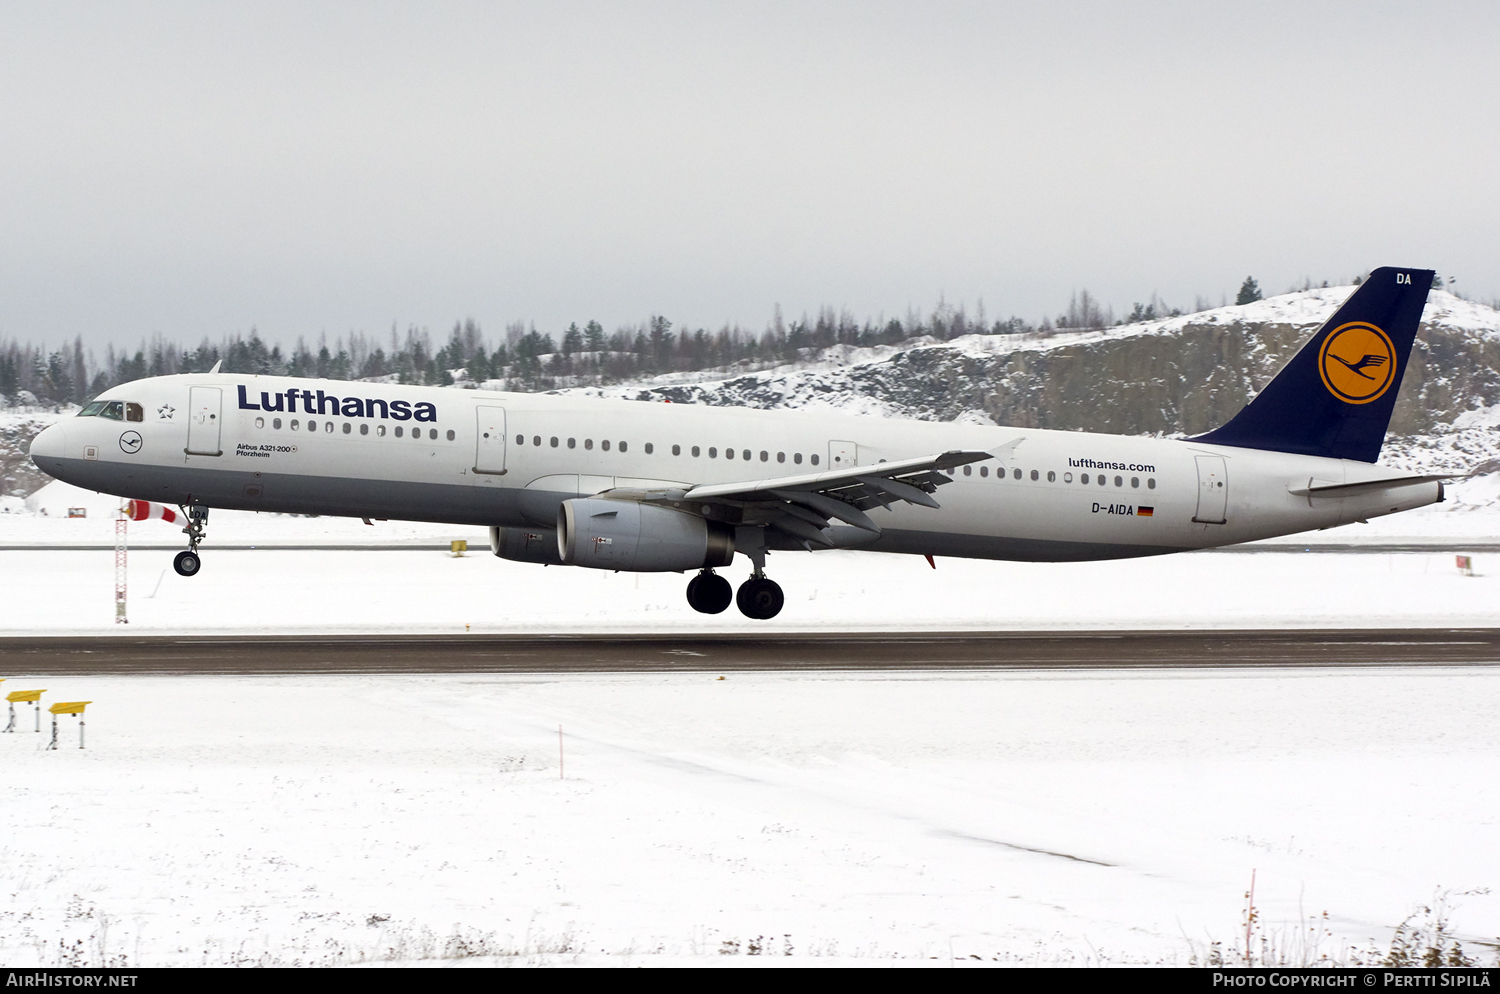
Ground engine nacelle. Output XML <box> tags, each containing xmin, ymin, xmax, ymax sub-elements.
<box><xmin>557</xmin><ymin>498</ymin><xmax>735</xmax><ymax>572</ymax></box>
<box><xmin>490</xmin><ymin>526</ymin><xmax>566</xmax><ymax>565</ymax></box>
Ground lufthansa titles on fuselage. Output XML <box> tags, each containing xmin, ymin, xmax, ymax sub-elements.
<box><xmin>237</xmin><ymin>385</ymin><xmax>437</xmax><ymax>422</ymax></box>
<box><xmin>1068</xmin><ymin>456</ymin><xmax>1157</xmax><ymax>473</ymax></box>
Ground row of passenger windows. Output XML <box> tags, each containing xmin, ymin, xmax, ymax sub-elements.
<box><xmin>253</xmin><ymin>416</ymin><xmax>453</xmax><ymax>441</ymax></box>
<box><xmin>511</xmin><ymin>434</ymin><xmax>823</xmax><ymax>466</ymax></box>
<box><xmin>955</xmin><ymin>464</ymin><xmax>1157</xmax><ymax>489</ymax></box>
<box><xmin>248</xmin><ymin>416</ymin><xmax>1155</xmax><ymax>487</ymax></box>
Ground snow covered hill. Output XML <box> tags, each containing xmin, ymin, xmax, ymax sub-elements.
<box><xmin>0</xmin><ymin>409</ymin><xmax>67</xmax><ymax>500</ymax></box>
<box><xmin>550</xmin><ymin>287</ymin><xmax>1500</xmax><ymax>508</ymax></box>
<box><xmin>560</xmin><ymin>288</ymin><xmax>1500</xmax><ymax>438</ymax></box>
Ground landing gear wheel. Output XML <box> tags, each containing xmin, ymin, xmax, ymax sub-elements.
<box><xmin>173</xmin><ymin>550</ymin><xmax>201</xmax><ymax>577</ymax></box>
<box><xmin>736</xmin><ymin>577</ymin><xmax>784</xmax><ymax>620</ymax></box>
<box><xmin>686</xmin><ymin>571</ymin><xmax>733</xmax><ymax>614</ymax></box>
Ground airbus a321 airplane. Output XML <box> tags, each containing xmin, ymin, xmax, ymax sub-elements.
<box><xmin>29</xmin><ymin>267</ymin><xmax>1446</xmax><ymax>620</ymax></box>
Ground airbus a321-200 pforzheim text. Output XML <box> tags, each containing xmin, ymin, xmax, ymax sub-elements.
<box><xmin>29</xmin><ymin>267</ymin><xmax>1447</xmax><ymax>620</ymax></box>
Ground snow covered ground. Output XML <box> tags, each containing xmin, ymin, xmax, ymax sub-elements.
<box><xmin>0</xmin><ymin>473</ymin><xmax>1497</xmax><ymax>634</ymax></box>
<box><xmin>2</xmin><ymin>483</ymin><xmax>1498</xmax><ymax>967</ymax></box>
<box><xmin>4</xmin><ymin>543</ymin><xmax>1500</xmax><ymax>636</ymax></box>
<box><xmin>1</xmin><ymin>666</ymin><xmax>1496</xmax><ymax>966</ymax></box>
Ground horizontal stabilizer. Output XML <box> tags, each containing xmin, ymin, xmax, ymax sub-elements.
<box><xmin>1287</xmin><ymin>474</ymin><xmax>1453</xmax><ymax>498</ymax></box>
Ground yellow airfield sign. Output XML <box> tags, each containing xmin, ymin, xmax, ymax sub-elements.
<box><xmin>49</xmin><ymin>701</ymin><xmax>92</xmax><ymax>715</ymax></box>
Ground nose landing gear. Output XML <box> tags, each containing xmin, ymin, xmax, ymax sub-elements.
<box><xmin>174</xmin><ymin>502</ymin><xmax>209</xmax><ymax>577</ymax></box>
<box><xmin>685</xmin><ymin>569</ymin><xmax>733</xmax><ymax>614</ymax></box>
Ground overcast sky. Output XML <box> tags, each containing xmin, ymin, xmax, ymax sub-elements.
<box><xmin>1</xmin><ymin>1</ymin><xmax>1496</xmax><ymax>350</ymax></box>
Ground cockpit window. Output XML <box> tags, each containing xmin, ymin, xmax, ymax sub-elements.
<box><xmin>78</xmin><ymin>401</ymin><xmax>125</xmax><ymax>420</ymax></box>
<box><xmin>125</xmin><ymin>403</ymin><xmax>143</xmax><ymax>422</ymax></box>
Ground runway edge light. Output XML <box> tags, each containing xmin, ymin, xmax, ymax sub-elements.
<box><xmin>47</xmin><ymin>701</ymin><xmax>92</xmax><ymax>750</ymax></box>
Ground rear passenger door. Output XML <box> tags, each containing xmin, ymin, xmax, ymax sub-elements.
<box><xmin>1192</xmin><ymin>455</ymin><xmax>1228</xmax><ymax>524</ymax></box>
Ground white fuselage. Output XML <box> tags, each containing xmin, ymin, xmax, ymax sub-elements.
<box><xmin>30</xmin><ymin>373</ymin><xmax>1441</xmax><ymax>563</ymax></box>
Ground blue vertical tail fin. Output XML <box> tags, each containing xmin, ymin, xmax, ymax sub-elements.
<box><xmin>1192</xmin><ymin>266</ymin><xmax>1433</xmax><ymax>462</ymax></box>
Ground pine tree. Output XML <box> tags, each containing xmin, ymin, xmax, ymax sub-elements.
<box><xmin>1236</xmin><ymin>277</ymin><xmax>1262</xmax><ymax>305</ymax></box>
<box><xmin>466</xmin><ymin>345</ymin><xmax>490</xmax><ymax>384</ymax></box>
<box><xmin>583</xmin><ymin>320</ymin><xmax>606</xmax><ymax>354</ymax></box>
<box><xmin>561</xmin><ymin>323</ymin><xmax>583</xmax><ymax>357</ymax></box>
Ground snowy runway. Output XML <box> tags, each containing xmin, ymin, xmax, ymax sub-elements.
<box><xmin>10</xmin><ymin>630</ymin><xmax>1500</xmax><ymax>677</ymax></box>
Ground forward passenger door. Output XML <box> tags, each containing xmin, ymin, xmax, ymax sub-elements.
<box><xmin>475</xmin><ymin>406</ymin><xmax>507</xmax><ymax>475</ymax></box>
<box><xmin>185</xmin><ymin>386</ymin><xmax>223</xmax><ymax>456</ymax></box>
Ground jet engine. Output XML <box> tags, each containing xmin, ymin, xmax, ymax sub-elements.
<box><xmin>490</xmin><ymin>526</ymin><xmax>565</xmax><ymax>565</ymax></box>
<box><xmin>557</xmin><ymin>498</ymin><xmax>735</xmax><ymax>572</ymax></box>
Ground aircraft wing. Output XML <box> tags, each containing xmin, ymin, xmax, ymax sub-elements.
<box><xmin>677</xmin><ymin>449</ymin><xmax>993</xmax><ymax>547</ymax></box>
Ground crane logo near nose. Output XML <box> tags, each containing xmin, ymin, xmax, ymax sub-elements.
<box><xmin>119</xmin><ymin>431</ymin><xmax>143</xmax><ymax>454</ymax></box>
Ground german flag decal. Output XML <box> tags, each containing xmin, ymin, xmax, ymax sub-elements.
<box><xmin>1138</xmin><ymin>506</ymin><xmax>1154</xmax><ymax>517</ymax></box>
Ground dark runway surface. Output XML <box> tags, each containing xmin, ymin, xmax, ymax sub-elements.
<box><xmin>5</xmin><ymin>542</ymin><xmax>1499</xmax><ymax>553</ymax></box>
<box><xmin>2</xmin><ymin>629</ymin><xmax>1499</xmax><ymax>675</ymax></box>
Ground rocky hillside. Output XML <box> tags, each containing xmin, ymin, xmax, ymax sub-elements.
<box><xmin>572</xmin><ymin>288</ymin><xmax>1500</xmax><ymax>440</ymax></box>
<box><xmin>0</xmin><ymin>414</ymin><xmax>61</xmax><ymax>498</ymax></box>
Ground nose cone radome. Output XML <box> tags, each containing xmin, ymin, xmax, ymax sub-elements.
<box><xmin>28</xmin><ymin>422</ymin><xmax>67</xmax><ymax>470</ymax></box>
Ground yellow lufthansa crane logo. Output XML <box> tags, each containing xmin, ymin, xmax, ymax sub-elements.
<box><xmin>1318</xmin><ymin>322</ymin><xmax>1397</xmax><ymax>405</ymax></box>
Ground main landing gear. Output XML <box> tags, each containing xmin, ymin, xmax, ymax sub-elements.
<box><xmin>736</xmin><ymin>576</ymin><xmax>784</xmax><ymax>620</ymax></box>
<box><xmin>686</xmin><ymin>566</ymin><xmax>784</xmax><ymax>620</ymax></box>
<box><xmin>685</xmin><ymin>569</ymin><xmax>733</xmax><ymax>614</ymax></box>
<box><xmin>173</xmin><ymin>503</ymin><xmax>209</xmax><ymax>577</ymax></box>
